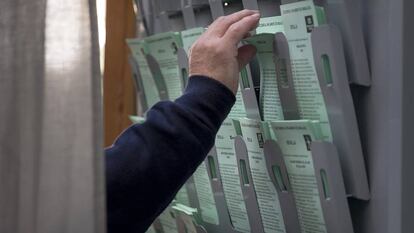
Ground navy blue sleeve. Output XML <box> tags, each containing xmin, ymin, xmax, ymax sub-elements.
<box><xmin>105</xmin><ymin>76</ymin><xmax>236</xmax><ymax>233</ymax></box>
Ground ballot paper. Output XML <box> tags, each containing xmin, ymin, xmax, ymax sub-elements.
<box><xmin>129</xmin><ymin>115</ymin><xmax>146</xmax><ymax>124</ymax></box>
<box><xmin>230</xmin><ymin>86</ymin><xmax>248</xmax><ymax>119</ymax></box>
<box><xmin>127</xmin><ymin>39</ymin><xmax>161</xmax><ymax>108</ymax></box>
<box><xmin>175</xmin><ymin>187</ymin><xmax>191</xmax><ymax>206</ymax></box>
<box><xmin>245</xmin><ymin>33</ymin><xmax>284</xmax><ymax>122</ymax></box>
<box><xmin>256</xmin><ymin>16</ymin><xmax>285</xmax><ymax>34</ymax></box>
<box><xmin>146</xmin><ymin>32</ymin><xmax>184</xmax><ymax>100</ymax></box>
<box><xmin>193</xmin><ymin>158</ymin><xmax>219</xmax><ymax>225</ymax></box>
<box><xmin>215</xmin><ymin>119</ymin><xmax>251</xmax><ymax>233</ymax></box>
<box><xmin>281</xmin><ymin>0</ymin><xmax>332</xmax><ymax>140</ymax></box>
<box><xmin>181</xmin><ymin>27</ymin><xmax>204</xmax><ymax>53</ymax></box>
<box><xmin>238</xmin><ymin>118</ymin><xmax>286</xmax><ymax>233</ymax></box>
<box><xmin>270</xmin><ymin>120</ymin><xmax>327</xmax><ymax>233</ymax></box>
<box><xmin>211</xmin><ymin>74</ymin><xmax>249</xmax><ymax>231</ymax></box>
<box><xmin>243</xmin><ymin>16</ymin><xmax>286</xmax><ymax>122</ymax></box>
<box><xmin>159</xmin><ymin>206</ymin><xmax>179</xmax><ymax>233</ymax></box>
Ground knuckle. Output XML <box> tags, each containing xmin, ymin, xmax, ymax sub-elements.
<box><xmin>228</xmin><ymin>24</ymin><xmax>242</xmax><ymax>35</ymax></box>
<box><xmin>198</xmin><ymin>39</ymin><xmax>216</xmax><ymax>50</ymax></box>
<box><xmin>216</xmin><ymin>16</ymin><xmax>226</xmax><ymax>23</ymax></box>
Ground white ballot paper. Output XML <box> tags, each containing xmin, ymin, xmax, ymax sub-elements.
<box><xmin>271</xmin><ymin>120</ymin><xmax>327</xmax><ymax>233</ymax></box>
<box><xmin>238</xmin><ymin>118</ymin><xmax>286</xmax><ymax>233</ymax></box>
<box><xmin>281</xmin><ymin>0</ymin><xmax>332</xmax><ymax>141</ymax></box>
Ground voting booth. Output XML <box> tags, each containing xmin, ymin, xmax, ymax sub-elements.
<box><xmin>128</xmin><ymin>0</ymin><xmax>414</xmax><ymax>232</ymax></box>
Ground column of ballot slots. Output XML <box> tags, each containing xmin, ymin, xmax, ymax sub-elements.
<box><xmin>128</xmin><ymin>0</ymin><xmax>371</xmax><ymax>232</ymax></box>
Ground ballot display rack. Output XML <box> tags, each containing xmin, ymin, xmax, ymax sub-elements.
<box><xmin>129</xmin><ymin>0</ymin><xmax>414</xmax><ymax>232</ymax></box>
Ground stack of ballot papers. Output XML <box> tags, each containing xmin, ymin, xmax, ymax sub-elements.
<box><xmin>128</xmin><ymin>1</ymin><xmax>355</xmax><ymax>232</ymax></box>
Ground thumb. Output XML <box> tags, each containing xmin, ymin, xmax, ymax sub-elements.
<box><xmin>237</xmin><ymin>44</ymin><xmax>257</xmax><ymax>71</ymax></box>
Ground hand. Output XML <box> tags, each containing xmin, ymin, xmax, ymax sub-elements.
<box><xmin>189</xmin><ymin>10</ymin><xmax>260</xmax><ymax>94</ymax></box>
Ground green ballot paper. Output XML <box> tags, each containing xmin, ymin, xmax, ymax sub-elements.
<box><xmin>129</xmin><ymin>115</ymin><xmax>146</xmax><ymax>124</ymax></box>
<box><xmin>159</xmin><ymin>206</ymin><xmax>179</xmax><ymax>233</ymax></box>
<box><xmin>281</xmin><ymin>0</ymin><xmax>332</xmax><ymax>141</ymax></box>
<box><xmin>230</xmin><ymin>87</ymin><xmax>248</xmax><ymax>119</ymax></box>
<box><xmin>238</xmin><ymin>118</ymin><xmax>286</xmax><ymax>233</ymax></box>
<box><xmin>270</xmin><ymin>120</ymin><xmax>327</xmax><ymax>233</ymax></box>
<box><xmin>215</xmin><ymin>119</ymin><xmax>250</xmax><ymax>233</ymax></box>
<box><xmin>145</xmin><ymin>32</ymin><xmax>184</xmax><ymax>101</ymax></box>
<box><xmin>244</xmin><ymin>16</ymin><xmax>286</xmax><ymax>122</ymax></box>
<box><xmin>181</xmin><ymin>27</ymin><xmax>204</xmax><ymax>53</ymax></box>
<box><xmin>256</xmin><ymin>16</ymin><xmax>285</xmax><ymax>34</ymax></box>
<box><xmin>193</xmin><ymin>161</ymin><xmax>219</xmax><ymax>225</ymax></box>
<box><xmin>245</xmin><ymin>33</ymin><xmax>284</xmax><ymax>122</ymax></box>
<box><xmin>175</xmin><ymin>186</ymin><xmax>191</xmax><ymax>206</ymax></box>
<box><xmin>127</xmin><ymin>39</ymin><xmax>161</xmax><ymax>108</ymax></box>
<box><xmin>209</xmin><ymin>75</ymin><xmax>249</xmax><ymax>231</ymax></box>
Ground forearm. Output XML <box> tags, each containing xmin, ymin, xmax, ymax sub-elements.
<box><xmin>105</xmin><ymin>76</ymin><xmax>235</xmax><ymax>233</ymax></box>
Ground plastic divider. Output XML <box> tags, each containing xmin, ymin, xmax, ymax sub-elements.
<box><xmin>242</xmin><ymin>0</ymin><xmax>259</xmax><ymax>11</ymax></box>
<box><xmin>321</xmin><ymin>0</ymin><xmax>371</xmax><ymax>86</ymax></box>
<box><xmin>145</xmin><ymin>53</ymin><xmax>170</xmax><ymax>101</ymax></box>
<box><xmin>153</xmin><ymin>219</ymin><xmax>164</xmax><ymax>233</ymax></box>
<box><xmin>203</xmin><ymin>146</ymin><xmax>244</xmax><ymax>233</ymax></box>
<box><xmin>234</xmin><ymin>136</ymin><xmax>266</xmax><ymax>233</ymax></box>
<box><xmin>182</xmin><ymin>0</ymin><xmax>212</xmax><ymax>29</ymax></box>
<box><xmin>311</xmin><ymin>141</ymin><xmax>355</xmax><ymax>233</ymax></box>
<box><xmin>242</xmin><ymin>0</ymin><xmax>281</xmax><ymax>17</ymax></box>
<box><xmin>263</xmin><ymin>140</ymin><xmax>301</xmax><ymax>233</ymax></box>
<box><xmin>241</xmin><ymin>64</ymin><xmax>262</xmax><ymax>121</ymax></box>
<box><xmin>273</xmin><ymin>32</ymin><xmax>300</xmax><ymax>120</ymax></box>
<box><xmin>177</xmin><ymin>48</ymin><xmax>190</xmax><ymax>89</ymax></box>
<box><xmin>175</xmin><ymin>211</ymin><xmax>208</xmax><ymax>233</ymax></box>
<box><xmin>182</xmin><ymin>0</ymin><xmax>198</xmax><ymax>29</ymax></box>
<box><xmin>154</xmin><ymin>0</ymin><xmax>186</xmax><ymax>32</ymax></box>
<box><xmin>185</xmin><ymin>175</ymin><xmax>202</xmax><ymax>210</ymax></box>
<box><xmin>128</xmin><ymin>55</ymin><xmax>149</xmax><ymax>113</ymax></box>
<box><xmin>311</xmin><ymin>25</ymin><xmax>370</xmax><ymax>200</ymax></box>
<box><xmin>208</xmin><ymin>0</ymin><xmax>225</xmax><ymax>20</ymax></box>
<box><xmin>281</xmin><ymin>0</ymin><xmax>371</xmax><ymax>85</ymax></box>
<box><xmin>209</xmin><ymin>0</ymin><xmax>244</xmax><ymax>20</ymax></box>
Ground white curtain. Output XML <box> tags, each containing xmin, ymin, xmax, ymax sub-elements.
<box><xmin>0</xmin><ymin>0</ymin><xmax>105</xmax><ymax>233</ymax></box>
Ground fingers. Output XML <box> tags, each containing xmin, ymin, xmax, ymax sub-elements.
<box><xmin>237</xmin><ymin>44</ymin><xmax>257</xmax><ymax>71</ymax></box>
<box><xmin>206</xmin><ymin>9</ymin><xmax>258</xmax><ymax>37</ymax></box>
<box><xmin>224</xmin><ymin>13</ymin><xmax>260</xmax><ymax>45</ymax></box>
